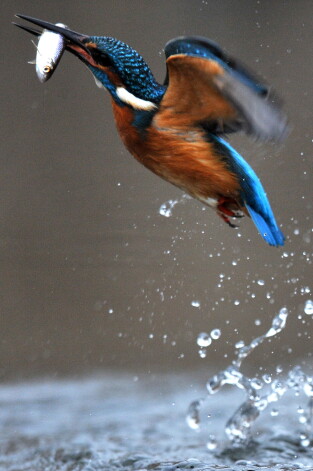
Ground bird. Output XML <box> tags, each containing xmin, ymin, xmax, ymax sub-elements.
<box><xmin>14</xmin><ymin>15</ymin><xmax>287</xmax><ymax>246</ymax></box>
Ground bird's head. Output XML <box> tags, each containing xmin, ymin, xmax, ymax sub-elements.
<box><xmin>14</xmin><ymin>15</ymin><xmax>165</xmax><ymax>110</ymax></box>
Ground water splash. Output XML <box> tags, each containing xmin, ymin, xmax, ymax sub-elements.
<box><xmin>197</xmin><ymin>333</ymin><xmax>211</xmax><ymax>348</ymax></box>
<box><xmin>159</xmin><ymin>194</ymin><xmax>191</xmax><ymax>217</ymax></box>
<box><xmin>191</xmin><ymin>300</ymin><xmax>201</xmax><ymax>308</ymax></box>
<box><xmin>187</xmin><ymin>307</ymin><xmax>313</xmax><ymax>447</ymax></box>
<box><xmin>196</xmin><ymin>329</ymin><xmax>222</xmax><ymax>359</ymax></box>
<box><xmin>210</xmin><ymin>328</ymin><xmax>221</xmax><ymax>340</ymax></box>
<box><xmin>304</xmin><ymin>299</ymin><xmax>313</xmax><ymax>315</ymax></box>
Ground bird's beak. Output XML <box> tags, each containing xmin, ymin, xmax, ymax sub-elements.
<box><xmin>14</xmin><ymin>14</ymin><xmax>94</xmax><ymax>62</ymax></box>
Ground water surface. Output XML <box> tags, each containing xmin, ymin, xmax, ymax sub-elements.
<box><xmin>0</xmin><ymin>373</ymin><xmax>313</xmax><ymax>471</ymax></box>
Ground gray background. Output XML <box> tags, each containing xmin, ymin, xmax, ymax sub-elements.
<box><xmin>1</xmin><ymin>0</ymin><xmax>312</xmax><ymax>381</ymax></box>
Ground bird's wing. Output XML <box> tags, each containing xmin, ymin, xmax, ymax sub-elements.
<box><xmin>157</xmin><ymin>36</ymin><xmax>287</xmax><ymax>141</ymax></box>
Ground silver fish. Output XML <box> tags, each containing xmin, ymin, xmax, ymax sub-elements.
<box><xmin>34</xmin><ymin>23</ymin><xmax>67</xmax><ymax>82</ymax></box>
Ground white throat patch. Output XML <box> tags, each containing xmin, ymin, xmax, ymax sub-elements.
<box><xmin>116</xmin><ymin>86</ymin><xmax>157</xmax><ymax>111</ymax></box>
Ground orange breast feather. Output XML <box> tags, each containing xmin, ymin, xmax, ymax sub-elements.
<box><xmin>111</xmin><ymin>99</ymin><xmax>241</xmax><ymax>205</ymax></box>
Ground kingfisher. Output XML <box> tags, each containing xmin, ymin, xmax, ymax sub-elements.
<box><xmin>15</xmin><ymin>15</ymin><xmax>288</xmax><ymax>247</ymax></box>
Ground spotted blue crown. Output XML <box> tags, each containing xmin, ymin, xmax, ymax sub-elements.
<box><xmin>88</xmin><ymin>36</ymin><xmax>165</xmax><ymax>104</ymax></box>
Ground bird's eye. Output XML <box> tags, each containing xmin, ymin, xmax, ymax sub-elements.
<box><xmin>90</xmin><ymin>49</ymin><xmax>113</xmax><ymax>67</ymax></box>
<box><xmin>43</xmin><ymin>66</ymin><xmax>51</xmax><ymax>73</ymax></box>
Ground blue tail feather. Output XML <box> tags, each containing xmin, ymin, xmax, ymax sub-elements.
<box><xmin>210</xmin><ymin>135</ymin><xmax>285</xmax><ymax>247</ymax></box>
<box><xmin>246</xmin><ymin>204</ymin><xmax>285</xmax><ymax>247</ymax></box>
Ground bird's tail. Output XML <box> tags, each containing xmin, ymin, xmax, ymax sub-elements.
<box><xmin>245</xmin><ymin>203</ymin><xmax>285</xmax><ymax>247</ymax></box>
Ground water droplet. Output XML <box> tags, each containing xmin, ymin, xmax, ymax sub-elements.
<box><xmin>262</xmin><ymin>374</ymin><xmax>272</xmax><ymax>384</ymax></box>
<box><xmin>206</xmin><ymin>436</ymin><xmax>217</xmax><ymax>450</ymax></box>
<box><xmin>186</xmin><ymin>400</ymin><xmax>202</xmax><ymax>430</ymax></box>
<box><xmin>304</xmin><ymin>300</ymin><xmax>313</xmax><ymax>315</ymax></box>
<box><xmin>210</xmin><ymin>328</ymin><xmax>221</xmax><ymax>340</ymax></box>
<box><xmin>250</xmin><ymin>378</ymin><xmax>263</xmax><ymax>390</ymax></box>
<box><xmin>197</xmin><ymin>332</ymin><xmax>212</xmax><ymax>347</ymax></box>
<box><xmin>271</xmin><ymin>379</ymin><xmax>286</xmax><ymax>396</ymax></box>
<box><xmin>159</xmin><ymin>195</ymin><xmax>190</xmax><ymax>217</ymax></box>
<box><xmin>234</xmin><ymin>300</ymin><xmax>240</xmax><ymax>306</ymax></box>
<box><xmin>266</xmin><ymin>308</ymin><xmax>288</xmax><ymax>337</ymax></box>
<box><xmin>270</xmin><ymin>408</ymin><xmax>279</xmax><ymax>417</ymax></box>
<box><xmin>257</xmin><ymin>279</ymin><xmax>265</xmax><ymax>286</ymax></box>
<box><xmin>159</xmin><ymin>200</ymin><xmax>175</xmax><ymax>217</ymax></box>
<box><xmin>300</xmin><ymin>433</ymin><xmax>310</xmax><ymax>447</ymax></box>
<box><xmin>303</xmin><ymin>382</ymin><xmax>313</xmax><ymax>397</ymax></box>
<box><xmin>191</xmin><ymin>300</ymin><xmax>201</xmax><ymax>308</ymax></box>
<box><xmin>198</xmin><ymin>348</ymin><xmax>207</xmax><ymax>358</ymax></box>
<box><xmin>255</xmin><ymin>399</ymin><xmax>268</xmax><ymax>411</ymax></box>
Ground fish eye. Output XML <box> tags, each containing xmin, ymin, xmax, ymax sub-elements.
<box><xmin>43</xmin><ymin>66</ymin><xmax>51</xmax><ymax>73</ymax></box>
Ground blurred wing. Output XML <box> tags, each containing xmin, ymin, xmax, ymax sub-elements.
<box><xmin>158</xmin><ymin>36</ymin><xmax>287</xmax><ymax>141</ymax></box>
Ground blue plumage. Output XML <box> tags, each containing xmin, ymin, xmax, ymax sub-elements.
<box><xmin>211</xmin><ymin>135</ymin><xmax>285</xmax><ymax>246</ymax></box>
<box><xmin>87</xmin><ymin>35</ymin><xmax>285</xmax><ymax>246</ymax></box>
<box><xmin>15</xmin><ymin>15</ymin><xmax>287</xmax><ymax>247</ymax></box>
<box><xmin>89</xmin><ymin>36</ymin><xmax>165</xmax><ymax>103</ymax></box>
<box><xmin>245</xmin><ymin>204</ymin><xmax>284</xmax><ymax>247</ymax></box>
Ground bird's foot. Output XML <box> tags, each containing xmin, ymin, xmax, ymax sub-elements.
<box><xmin>218</xmin><ymin>212</ymin><xmax>238</xmax><ymax>228</ymax></box>
<box><xmin>217</xmin><ymin>197</ymin><xmax>244</xmax><ymax>228</ymax></box>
